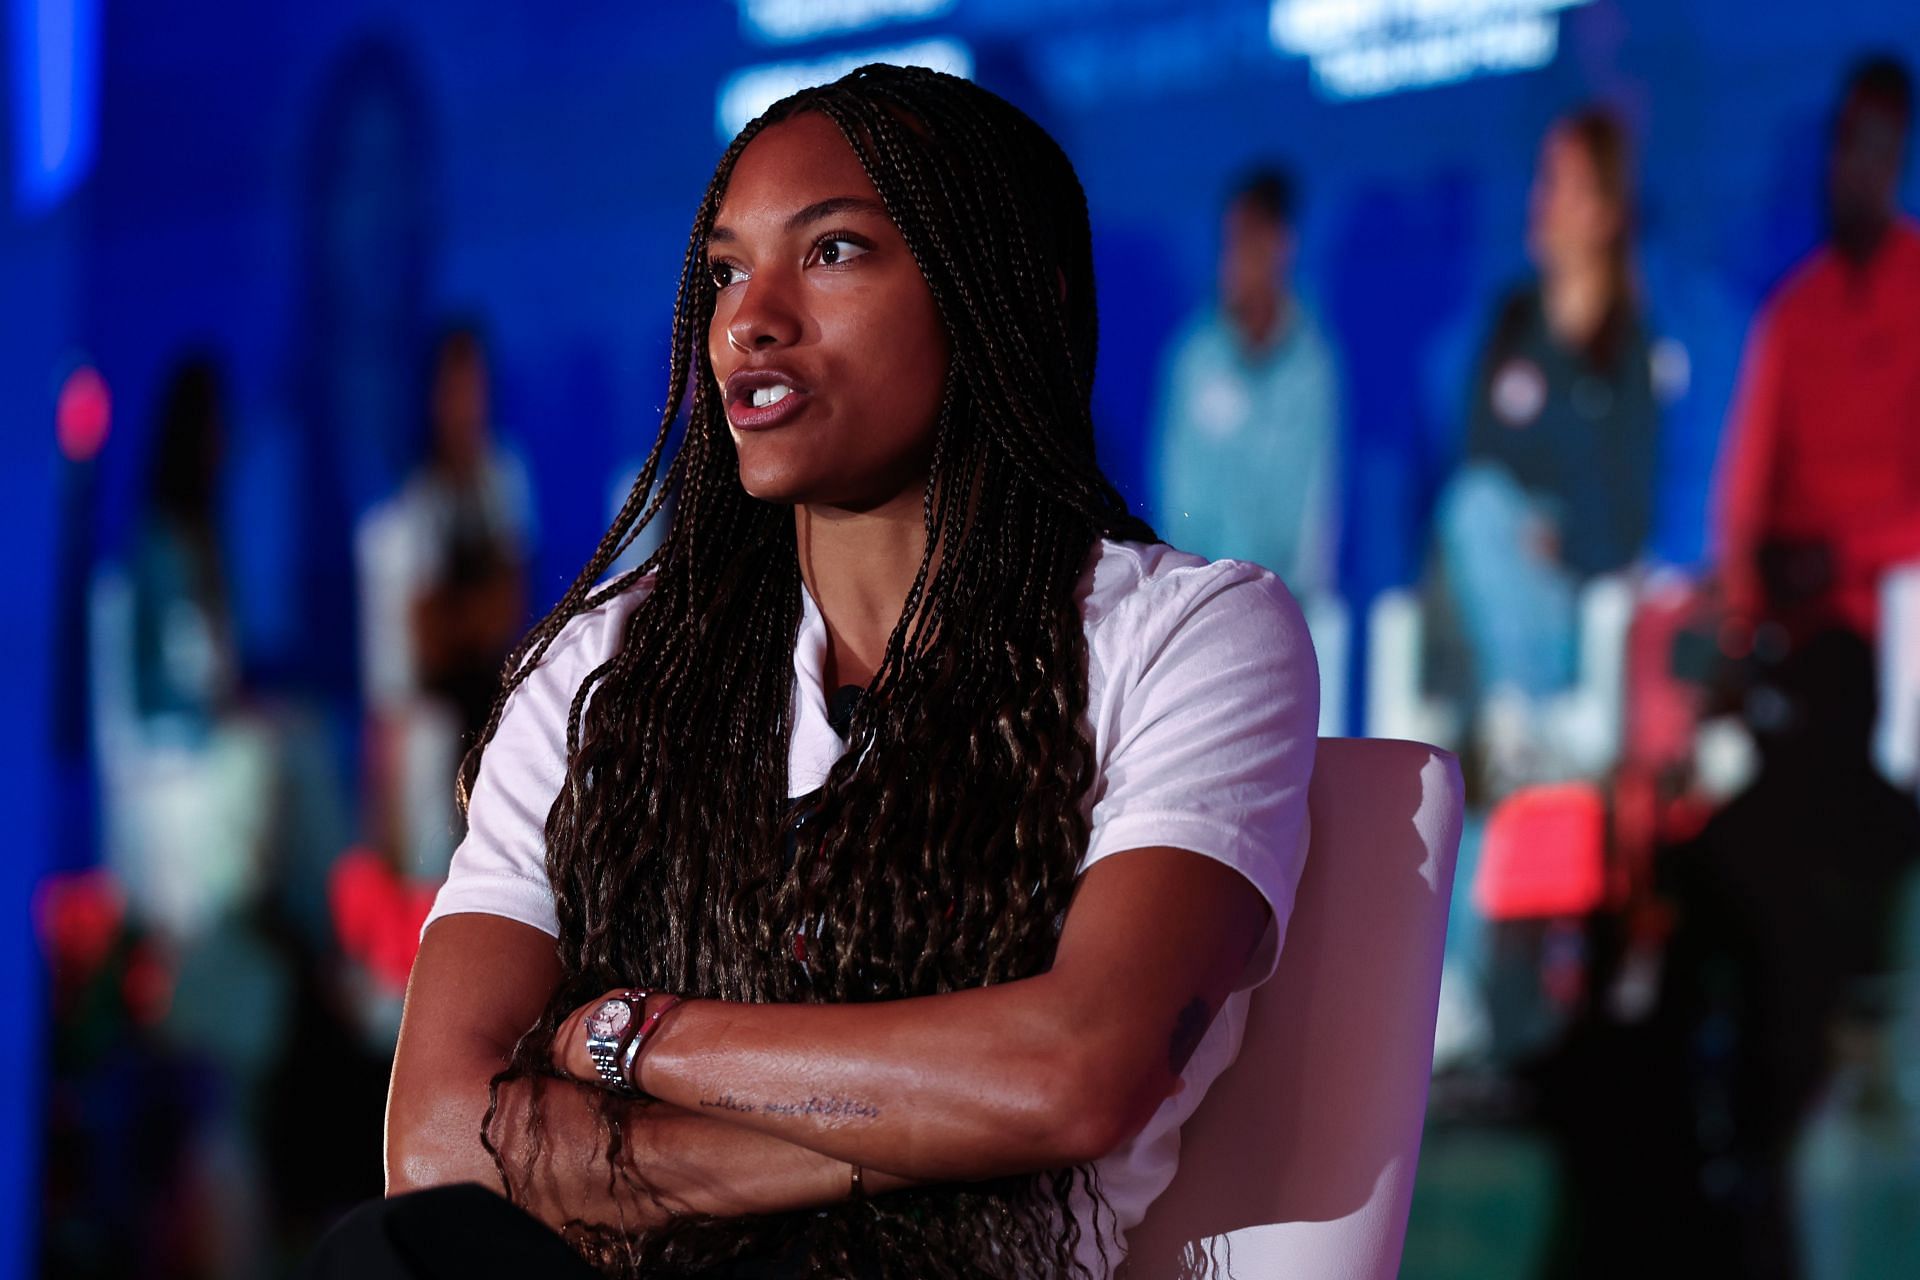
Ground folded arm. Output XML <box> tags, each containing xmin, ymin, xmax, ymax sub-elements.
<box><xmin>554</xmin><ymin>846</ymin><xmax>1271</xmax><ymax>1183</ymax></box>
<box><xmin>390</xmin><ymin>845</ymin><xmax>1268</xmax><ymax>1226</ymax></box>
<box><xmin>385</xmin><ymin>914</ymin><xmax>914</xmax><ymax>1232</ymax></box>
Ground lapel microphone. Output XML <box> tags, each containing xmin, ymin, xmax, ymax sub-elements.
<box><xmin>826</xmin><ymin>684</ymin><xmax>864</xmax><ymax>740</ymax></box>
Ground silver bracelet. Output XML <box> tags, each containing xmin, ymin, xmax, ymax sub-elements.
<box><xmin>617</xmin><ymin>993</ymin><xmax>685</xmax><ymax>1094</ymax></box>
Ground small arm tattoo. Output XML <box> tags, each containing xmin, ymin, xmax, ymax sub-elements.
<box><xmin>1169</xmin><ymin>998</ymin><xmax>1211</xmax><ymax>1074</ymax></box>
<box><xmin>698</xmin><ymin>1092</ymin><xmax>882</xmax><ymax>1121</ymax></box>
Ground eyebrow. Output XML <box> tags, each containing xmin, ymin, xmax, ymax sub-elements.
<box><xmin>707</xmin><ymin>195</ymin><xmax>890</xmax><ymax>245</ymax></box>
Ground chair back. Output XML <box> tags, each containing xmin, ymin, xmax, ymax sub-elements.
<box><xmin>1125</xmin><ymin>737</ymin><xmax>1464</xmax><ymax>1279</ymax></box>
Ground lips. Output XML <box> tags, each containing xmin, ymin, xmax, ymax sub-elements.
<box><xmin>723</xmin><ymin>367</ymin><xmax>813</xmax><ymax>431</ymax></box>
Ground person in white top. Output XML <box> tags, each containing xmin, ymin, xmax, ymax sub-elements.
<box><xmin>372</xmin><ymin>65</ymin><xmax>1317</xmax><ymax>1280</ymax></box>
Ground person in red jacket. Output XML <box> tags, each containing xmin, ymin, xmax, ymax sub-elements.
<box><xmin>1715</xmin><ymin>56</ymin><xmax>1920</xmax><ymax>643</ymax></box>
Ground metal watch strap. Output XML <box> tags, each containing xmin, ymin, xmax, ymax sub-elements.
<box><xmin>587</xmin><ymin>1036</ymin><xmax>629</xmax><ymax>1091</ymax></box>
<box><xmin>585</xmin><ymin>991</ymin><xmax>648</xmax><ymax>1093</ymax></box>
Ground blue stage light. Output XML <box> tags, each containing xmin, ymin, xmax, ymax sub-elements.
<box><xmin>1269</xmin><ymin>0</ymin><xmax>1594</xmax><ymax>100</ymax></box>
<box><xmin>8</xmin><ymin>0</ymin><xmax>99</xmax><ymax>215</ymax></box>
<box><xmin>715</xmin><ymin>37</ymin><xmax>974</xmax><ymax>142</ymax></box>
<box><xmin>738</xmin><ymin>0</ymin><xmax>958</xmax><ymax>47</ymax></box>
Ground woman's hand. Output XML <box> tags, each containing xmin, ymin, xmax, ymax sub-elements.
<box><xmin>391</xmin><ymin>917</ymin><xmax>908</xmax><ymax>1231</ymax></box>
<box><xmin>550</xmin><ymin>989</ymin><xmax>686</xmax><ymax>1088</ymax></box>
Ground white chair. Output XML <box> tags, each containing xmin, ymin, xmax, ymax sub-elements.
<box><xmin>1877</xmin><ymin>561</ymin><xmax>1920</xmax><ymax>796</ymax></box>
<box><xmin>1363</xmin><ymin>589</ymin><xmax>1461</xmax><ymax>751</ymax></box>
<box><xmin>1301</xmin><ymin>593</ymin><xmax>1351</xmax><ymax>739</ymax></box>
<box><xmin>1126</xmin><ymin>737</ymin><xmax>1465</xmax><ymax>1279</ymax></box>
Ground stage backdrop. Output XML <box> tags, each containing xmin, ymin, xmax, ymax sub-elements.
<box><xmin>4</xmin><ymin>4</ymin><xmax>1919</xmax><ymax>1274</ymax></box>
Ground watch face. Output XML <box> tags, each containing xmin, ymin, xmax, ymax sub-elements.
<box><xmin>586</xmin><ymin>998</ymin><xmax>633</xmax><ymax>1042</ymax></box>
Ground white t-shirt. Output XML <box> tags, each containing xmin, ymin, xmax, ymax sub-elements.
<box><xmin>423</xmin><ymin>538</ymin><xmax>1319</xmax><ymax>1276</ymax></box>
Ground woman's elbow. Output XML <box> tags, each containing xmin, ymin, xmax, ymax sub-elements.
<box><xmin>1036</xmin><ymin>1047</ymin><xmax>1166</xmax><ymax>1168</ymax></box>
<box><xmin>384</xmin><ymin>1083</ymin><xmax>502</xmax><ymax>1197</ymax></box>
<box><xmin>385</xmin><ymin>1112</ymin><xmax>455</xmax><ymax>1197</ymax></box>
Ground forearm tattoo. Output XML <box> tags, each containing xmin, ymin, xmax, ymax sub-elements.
<box><xmin>699</xmin><ymin>1092</ymin><xmax>882</xmax><ymax>1121</ymax></box>
<box><xmin>1168</xmin><ymin>998</ymin><xmax>1211</xmax><ymax>1075</ymax></box>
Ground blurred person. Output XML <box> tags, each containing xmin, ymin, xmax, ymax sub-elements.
<box><xmin>310</xmin><ymin>66</ymin><xmax>1318</xmax><ymax>1280</ymax></box>
<box><xmin>52</xmin><ymin>355</ymin><xmax>297</xmax><ymax>1278</ymax></box>
<box><xmin>403</xmin><ymin>322</ymin><xmax>535</xmax><ymax>745</ymax></box>
<box><xmin>103</xmin><ymin>355</ymin><xmax>279</xmax><ymax>944</ymax></box>
<box><xmin>1430</xmin><ymin>113</ymin><xmax>1663</xmax><ymax>1263</ymax></box>
<box><xmin>1654</xmin><ymin>630</ymin><xmax>1920</xmax><ymax>1278</ymax></box>
<box><xmin>131</xmin><ymin>357</ymin><xmax>239</xmax><ymax>741</ymax></box>
<box><xmin>1152</xmin><ymin>167</ymin><xmax>1341</xmax><ymax>605</ymax></box>
<box><xmin>1715</xmin><ymin>56</ymin><xmax>1920</xmax><ymax>646</ymax></box>
<box><xmin>1437</xmin><ymin>107</ymin><xmax>1659</xmax><ymax>781</ymax></box>
<box><xmin>356</xmin><ymin>323</ymin><xmax>535</xmax><ymax>884</ymax></box>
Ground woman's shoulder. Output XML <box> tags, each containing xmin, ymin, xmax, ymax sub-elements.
<box><xmin>1081</xmin><ymin>539</ymin><xmax>1310</xmax><ymax>658</ymax></box>
<box><xmin>510</xmin><ymin>571</ymin><xmax>655</xmax><ymax>696</ymax></box>
<box><xmin>1078</xmin><ymin>540</ymin><xmax>1320</xmax><ymax>806</ymax></box>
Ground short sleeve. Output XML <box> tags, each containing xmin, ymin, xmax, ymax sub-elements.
<box><xmin>1083</xmin><ymin>562</ymin><xmax>1319</xmax><ymax>989</ymax></box>
<box><xmin>420</xmin><ymin>585</ymin><xmax>644</xmax><ymax>939</ymax></box>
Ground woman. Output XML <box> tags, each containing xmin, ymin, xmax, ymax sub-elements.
<box><xmin>1436</xmin><ymin>107</ymin><xmax>1658</xmax><ymax>775</ymax></box>
<box><xmin>402</xmin><ymin>323</ymin><xmax>534</xmax><ymax>749</ymax></box>
<box><xmin>359</xmin><ymin>66</ymin><xmax>1316</xmax><ymax>1279</ymax></box>
<box><xmin>132</xmin><ymin>356</ymin><xmax>238</xmax><ymax>742</ymax></box>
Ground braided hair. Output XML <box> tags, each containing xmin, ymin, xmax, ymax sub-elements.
<box><xmin>464</xmin><ymin>64</ymin><xmax>1154</xmax><ymax>1278</ymax></box>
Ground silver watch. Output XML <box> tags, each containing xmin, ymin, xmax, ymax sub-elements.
<box><xmin>584</xmin><ymin>993</ymin><xmax>641</xmax><ymax>1092</ymax></box>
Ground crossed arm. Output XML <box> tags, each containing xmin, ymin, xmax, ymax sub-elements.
<box><xmin>385</xmin><ymin>846</ymin><xmax>1269</xmax><ymax>1232</ymax></box>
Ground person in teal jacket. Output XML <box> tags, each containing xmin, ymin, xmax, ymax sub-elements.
<box><xmin>1153</xmin><ymin>168</ymin><xmax>1342</xmax><ymax>604</ymax></box>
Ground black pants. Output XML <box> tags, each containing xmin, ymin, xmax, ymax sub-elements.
<box><xmin>299</xmin><ymin>1184</ymin><xmax>809</xmax><ymax>1279</ymax></box>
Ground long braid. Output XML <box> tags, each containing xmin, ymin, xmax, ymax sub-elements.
<box><xmin>470</xmin><ymin>66</ymin><xmax>1155</xmax><ymax>1277</ymax></box>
